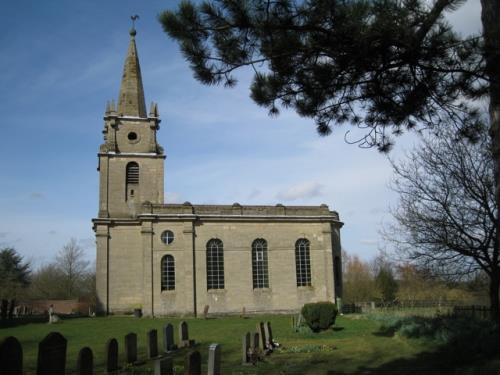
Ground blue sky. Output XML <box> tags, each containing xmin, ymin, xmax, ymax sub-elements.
<box><xmin>0</xmin><ymin>0</ymin><xmax>481</xmax><ymax>267</ymax></box>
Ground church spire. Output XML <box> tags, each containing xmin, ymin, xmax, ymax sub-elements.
<box><xmin>117</xmin><ymin>25</ymin><xmax>147</xmax><ymax>118</ymax></box>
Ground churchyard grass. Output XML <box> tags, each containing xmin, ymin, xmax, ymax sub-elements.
<box><xmin>1</xmin><ymin>314</ymin><xmax>499</xmax><ymax>374</ymax></box>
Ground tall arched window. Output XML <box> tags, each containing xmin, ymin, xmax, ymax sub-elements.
<box><xmin>295</xmin><ymin>238</ymin><xmax>311</xmax><ymax>287</ymax></box>
<box><xmin>161</xmin><ymin>255</ymin><xmax>175</xmax><ymax>291</ymax></box>
<box><xmin>126</xmin><ymin>162</ymin><xmax>139</xmax><ymax>200</ymax></box>
<box><xmin>252</xmin><ymin>239</ymin><xmax>269</xmax><ymax>289</ymax></box>
<box><xmin>206</xmin><ymin>239</ymin><xmax>224</xmax><ymax>290</ymax></box>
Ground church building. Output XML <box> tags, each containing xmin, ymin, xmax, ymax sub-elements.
<box><xmin>93</xmin><ymin>28</ymin><xmax>344</xmax><ymax>316</ymax></box>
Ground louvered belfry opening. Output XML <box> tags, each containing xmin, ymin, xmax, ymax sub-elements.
<box><xmin>126</xmin><ymin>162</ymin><xmax>139</xmax><ymax>200</ymax></box>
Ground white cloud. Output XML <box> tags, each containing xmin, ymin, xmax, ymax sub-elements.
<box><xmin>276</xmin><ymin>182</ymin><xmax>324</xmax><ymax>201</ymax></box>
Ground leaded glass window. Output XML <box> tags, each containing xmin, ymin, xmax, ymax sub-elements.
<box><xmin>161</xmin><ymin>255</ymin><xmax>175</xmax><ymax>291</ymax></box>
<box><xmin>206</xmin><ymin>239</ymin><xmax>224</xmax><ymax>290</ymax></box>
<box><xmin>295</xmin><ymin>238</ymin><xmax>311</xmax><ymax>287</ymax></box>
<box><xmin>252</xmin><ymin>239</ymin><xmax>269</xmax><ymax>288</ymax></box>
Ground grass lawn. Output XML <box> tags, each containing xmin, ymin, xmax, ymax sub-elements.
<box><xmin>1</xmin><ymin>314</ymin><xmax>499</xmax><ymax>374</ymax></box>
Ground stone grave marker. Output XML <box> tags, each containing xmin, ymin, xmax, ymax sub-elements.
<box><xmin>105</xmin><ymin>338</ymin><xmax>119</xmax><ymax>374</ymax></box>
<box><xmin>154</xmin><ymin>357</ymin><xmax>173</xmax><ymax>375</ymax></box>
<box><xmin>241</xmin><ymin>332</ymin><xmax>250</xmax><ymax>365</ymax></box>
<box><xmin>0</xmin><ymin>336</ymin><xmax>23</xmax><ymax>375</ymax></box>
<box><xmin>266</xmin><ymin>321</ymin><xmax>274</xmax><ymax>345</ymax></box>
<box><xmin>203</xmin><ymin>305</ymin><xmax>209</xmax><ymax>319</ymax></box>
<box><xmin>256</xmin><ymin>322</ymin><xmax>266</xmax><ymax>349</ymax></box>
<box><xmin>36</xmin><ymin>332</ymin><xmax>67</xmax><ymax>375</ymax></box>
<box><xmin>163</xmin><ymin>324</ymin><xmax>176</xmax><ymax>352</ymax></box>
<box><xmin>76</xmin><ymin>346</ymin><xmax>93</xmax><ymax>375</ymax></box>
<box><xmin>179</xmin><ymin>321</ymin><xmax>194</xmax><ymax>348</ymax></box>
<box><xmin>124</xmin><ymin>333</ymin><xmax>137</xmax><ymax>365</ymax></box>
<box><xmin>207</xmin><ymin>343</ymin><xmax>221</xmax><ymax>375</ymax></box>
<box><xmin>147</xmin><ymin>329</ymin><xmax>159</xmax><ymax>359</ymax></box>
<box><xmin>184</xmin><ymin>350</ymin><xmax>201</xmax><ymax>375</ymax></box>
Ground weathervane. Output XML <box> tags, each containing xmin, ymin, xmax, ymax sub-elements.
<box><xmin>131</xmin><ymin>15</ymin><xmax>140</xmax><ymax>28</ymax></box>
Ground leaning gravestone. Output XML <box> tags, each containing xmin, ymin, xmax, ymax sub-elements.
<box><xmin>266</xmin><ymin>321</ymin><xmax>274</xmax><ymax>345</ymax></box>
<box><xmin>256</xmin><ymin>322</ymin><xmax>266</xmax><ymax>350</ymax></box>
<box><xmin>241</xmin><ymin>333</ymin><xmax>250</xmax><ymax>365</ymax></box>
<box><xmin>207</xmin><ymin>343</ymin><xmax>221</xmax><ymax>375</ymax></box>
<box><xmin>36</xmin><ymin>332</ymin><xmax>67</xmax><ymax>375</ymax></box>
<box><xmin>154</xmin><ymin>357</ymin><xmax>173</xmax><ymax>375</ymax></box>
<box><xmin>105</xmin><ymin>338</ymin><xmax>119</xmax><ymax>374</ymax></box>
<box><xmin>203</xmin><ymin>305</ymin><xmax>210</xmax><ymax>319</ymax></box>
<box><xmin>0</xmin><ymin>336</ymin><xmax>23</xmax><ymax>375</ymax></box>
<box><xmin>124</xmin><ymin>333</ymin><xmax>137</xmax><ymax>365</ymax></box>
<box><xmin>147</xmin><ymin>329</ymin><xmax>159</xmax><ymax>359</ymax></box>
<box><xmin>184</xmin><ymin>350</ymin><xmax>201</xmax><ymax>375</ymax></box>
<box><xmin>76</xmin><ymin>347</ymin><xmax>93</xmax><ymax>375</ymax></box>
<box><xmin>163</xmin><ymin>324</ymin><xmax>176</xmax><ymax>352</ymax></box>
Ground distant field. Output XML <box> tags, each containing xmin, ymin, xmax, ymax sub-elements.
<box><xmin>1</xmin><ymin>314</ymin><xmax>499</xmax><ymax>374</ymax></box>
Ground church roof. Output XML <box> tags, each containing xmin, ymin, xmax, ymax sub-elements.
<box><xmin>117</xmin><ymin>28</ymin><xmax>147</xmax><ymax>118</ymax></box>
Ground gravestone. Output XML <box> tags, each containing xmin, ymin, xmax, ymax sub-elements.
<box><xmin>266</xmin><ymin>322</ymin><xmax>273</xmax><ymax>345</ymax></box>
<box><xmin>184</xmin><ymin>350</ymin><xmax>201</xmax><ymax>375</ymax></box>
<box><xmin>0</xmin><ymin>336</ymin><xmax>23</xmax><ymax>375</ymax></box>
<box><xmin>207</xmin><ymin>343</ymin><xmax>221</xmax><ymax>375</ymax></box>
<box><xmin>147</xmin><ymin>329</ymin><xmax>159</xmax><ymax>359</ymax></box>
<box><xmin>76</xmin><ymin>347</ymin><xmax>93</xmax><ymax>375</ymax></box>
<box><xmin>241</xmin><ymin>333</ymin><xmax>250</xmax><ymax>364</ymax></box>
<box><xmin>263</xmin><ymin>322</ymin><xmax>273</xmax><ymax>349</ymax></box>
<box><xmin>179</xmin><ymin>321</ymin><xmax>194</xmax><ymax>348</ymax></box>
<box><xmin>124</xmin><ymin>333</ymin><xmax>137</xmax><ymax>364</ymax></box>
<box><xmin>256</xmin><ymin>322</ymin><xmax>266</xmax><ymax>349</ymax></box>
<box><xmin>203</xmin><ymin>305</ymin><xmax>209</xmax><ymax>319</ymax></box>
<box><xmin>240</xmin><ymin>306</ymin><xmax>246</xmax><ymax>318</ymax></box>
<box><xmin>251</xmin><ymin>332</ymin><xmax>259</xmax><ymax>352</ymax></box>
<box><xmin>105</xmin><ymin>338</ymin><xmax>119</xmax><ymax>374</ymax></box>
<box><xmin>36</xmin><ymin>332</ymin><xmax>67</xmax><ymax>375</ymax></box>
<box><xmin>163</xmin><ymin>324</ymin><xmax>176</xmax><ymax>352</ymax></box>
<box><xmin>154</xmin><ymin>357</ymin><xmax>173</xmax><ymax>375</ymax></box>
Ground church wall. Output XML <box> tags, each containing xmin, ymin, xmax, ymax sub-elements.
<box><xmin>107</xmin><ymin>225</ymin><xmax>144</xmax><ymax>312</ymax></box>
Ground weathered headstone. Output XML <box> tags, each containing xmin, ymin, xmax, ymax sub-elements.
<box><xmin>0</xmin><ymin>336</ymin><xmax>23</xmax><ymax>375</ymax></box>
<box><xmin>203</xmin><ymin>305</ymin><xmax>209</xmax><ymax>319</ymax></box>
<box><xmin>147</xmin><ymin>329</ymin><xmax>159</xmax><ymax>359</ymax></box>
<box><xmin>241</xmin><ymin>333</ymin><xmax>250</xmax><ymax>364</ymax></box>
<box><xmin>207</xmin><ymin>343</ymin><xmax>221</xmax><ymax>375</ymax></box>
<box><xmin>256</xmin><ymin>322</ymin><xmax>266</xmax><ymax>349</ymax></box>
<box><xmin>36</xmin><ymin>332</ymin><xmax>67</xmax><ymax>375</ymax></box>
<box><xmin>251</xmin><ymin>332</ymin><xmax>259</xmax><ymax>352</ymax></box>
<box><xmin>163</xmin><ymin>324</ymin><xmax>176</xmax><ymax>352</ymax></box>
<box><xmin>179</xmin><ymin>321</ymin><xmax>194</xmax><ymax>348</ymax></box>
<box><xmin>124</xmin><ymin>333</ymin><xmax>137</xmax><ymax>365</ymax></box>
<box><xmin>105</xmin><ymin>338</ymin><xmax>119</xmax><ymax>374</ymax></box>
<box><xmin>76</xmin><ymin>347</ymin><xmax>93</xmax><ymax>375</ymax></box>
<box><xmin>154</xmin><ymin>357</ymin><xmax>173</xmax><ymax>375</ymax></box>
<box><xmin>264</xmin><ymin>321</ymin><xmax>273</xmax><ymax>348</ymax></box>
<box><xmin>184</xmin><ymin>350</ymin><xmax>201</xmax><ymax>375</ymax></box>
<box><xmin>240</xmin><ymin>306</ymin><xmax>246</xmax><ymax>318</ymax></box>
<box><xmin>266</xmin><ymin>321</ymin><xmax>273</xmax><ymax>345</ymax></box>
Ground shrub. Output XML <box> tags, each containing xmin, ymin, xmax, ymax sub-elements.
<box><xmin>301</xmin><ymin>302</ymin><xmax>338</xmax><ymax>332</ymax></box>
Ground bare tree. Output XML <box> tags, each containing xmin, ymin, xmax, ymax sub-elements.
<box><xmin>55</xmin><ymin>239</ymin><xmax>90</xmax><ymax>299</ymax></box>
<box><xmin>387</xmin><ymin>125</ymin><xmax>499</xmax><ymax>316</ymax></box>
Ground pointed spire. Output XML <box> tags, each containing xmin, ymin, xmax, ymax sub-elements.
<box><xmin>117</xmin><ymin>27</ymin><xmax>146</xmax><ymax>118</ymax></box>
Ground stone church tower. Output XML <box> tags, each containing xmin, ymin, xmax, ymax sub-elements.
<box><xmin>93</xmin><ymin>28</ymin><xmax>343</xmax><ymax>317</ymax></box>
<box><xmin>97</xmin><ymin>27</ymin><xmax>164</xmax><ymax>219</ymax></box>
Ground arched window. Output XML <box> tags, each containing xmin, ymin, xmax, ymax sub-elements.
<box><xmin>295</xmin><ymin>238</ymin><xmax>311</xmax><ymax>287</ymax></box>
<box><xmin>161</xmin><ymin>255</ymin><xmax>175</xmax><ymax>291</ymax></box>
<box><xmin>252</xmin><ymin>239</ymin><xmax>269</xmax><ymax>289</ymax></box>
<box><xmin>206</xmin><ymin>239</ymin><xmax>224</xmax><ymax>290</ymax></box>
<box><xmin>126</xmin><ymin>162</ymin><xmax>139</xmax><ymax>184</ymax></box>
<box><xmin>126</xmin><ymin>162</ymin><xmax>139</xmax><ymax>200</ymax></box>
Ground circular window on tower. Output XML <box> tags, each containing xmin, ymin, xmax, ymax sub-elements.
<box><xmin>127</xmin><ymin>131</ymin><xmax>140</xmax><ymax>144</ymax></box>
<box><xmin>161</xmin><ymin>230</ymin><xmax>175</xmax><ymax>245</ymax></box>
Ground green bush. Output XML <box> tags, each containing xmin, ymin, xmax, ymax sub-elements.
<box><xmin>301</xmin><ymin>302</ymin><xmax>338</xmax><ymax>332</ymax></box>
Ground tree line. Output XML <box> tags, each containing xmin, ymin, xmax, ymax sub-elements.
<box><xmin>0</xmin><ymin>238</ymin><xmax>95</xmax><ymax>319</ymax></box>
